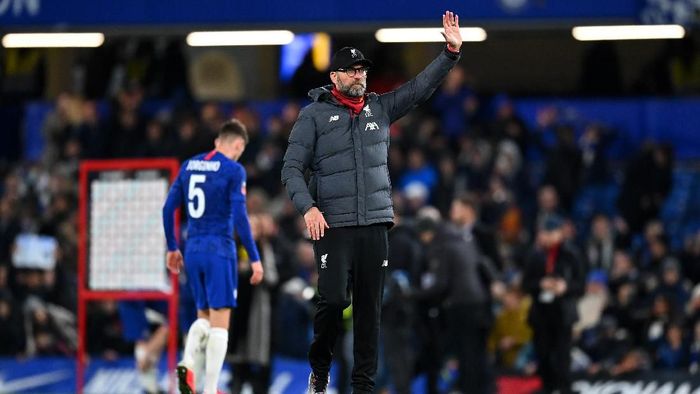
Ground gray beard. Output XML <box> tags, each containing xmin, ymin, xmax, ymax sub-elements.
<box><xmin>338</xmin><ymin>81</ymin><xmax>366</xmax><ymax>97</ymax></box>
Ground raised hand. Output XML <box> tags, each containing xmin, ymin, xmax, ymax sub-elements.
<box><xmin>441</xmin><ymin>10</ymin><xmax>462</xmax><ymax>52</ymax></box>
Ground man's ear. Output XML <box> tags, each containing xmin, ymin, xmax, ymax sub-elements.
<box><xmin>329</xmin><ymin>72</ymin><xmax>337</xmax><ymax>85</ymax></box>
<box><xmin>236</xmin><ymin>138</ymin><xmax>246</xmax><ymax>151</ymax></box>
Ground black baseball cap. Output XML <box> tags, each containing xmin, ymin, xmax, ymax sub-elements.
<box><xmin>329</xmin><ymin>47</ymin><xmax>374</xmax><ymax>71</ymax></box>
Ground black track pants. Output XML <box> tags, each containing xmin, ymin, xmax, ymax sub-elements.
<box><xmin>308</xmin><ymin>225</ymin><xmax>388</xmax><ymax>394</ymax></box>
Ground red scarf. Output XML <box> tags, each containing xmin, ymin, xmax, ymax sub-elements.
<box><xmin>331</xmin><ymin>87</ymin><xmax>365</xmax><ymax>116</ymax></box>
<box><xmin>545</xmin><ymin>244</ymin><xmax>560</xmax><ymax>275</ymax></box>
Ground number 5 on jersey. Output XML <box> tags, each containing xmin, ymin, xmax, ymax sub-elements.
<box><xmin>188</xmin><ymin>175</ymin><xmax>206</xmax><ymax>218</ymax></box>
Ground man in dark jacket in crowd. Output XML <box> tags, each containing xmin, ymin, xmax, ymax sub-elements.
<box><xmin>450</xmin><ymin>192</ymin><xmax>503</xmax><ymax>271</ymax></box>
<box><xmin>522</xmin><ymin>215</ymin><xmax>587</xmax><ymax>394</ymax></box>
<box><xmin>413</xmin><ymin>216</ymin><xmax>499</xmax><ymax>394</ymax></box>
<box><xmin>282</xmin><ymin>11</ymin><xmax>463</xmax><ymax>394</ymax></box>
<box><xmin>381</xmin><ymin>213</ymin><xmax>422</xmax><ymax>394</ymax></box>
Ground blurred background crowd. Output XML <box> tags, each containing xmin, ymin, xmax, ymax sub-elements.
<box><xmin>0</xmin><ymin>29</ymin><xmax>700</xmax><ymax>393</ymax></box>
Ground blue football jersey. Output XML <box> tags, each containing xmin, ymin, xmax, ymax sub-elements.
<box><xmin>163</xmin><ymin>150</ymin><xmax>259</xmax><ymax>261</ymax></box>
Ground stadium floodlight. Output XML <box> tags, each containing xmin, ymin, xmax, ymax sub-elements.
<box><xmin>375</xmin><ymin>27</ymin><xmax>487</xmax><ymax>43</ymax></box>
<box><xmin>2</xmin><ymin>33</ymin><xmax>104</xmax><ymax>48</ymax></box>
<box><xmin>186</xmin><ymin>30</ymin><xmax>295</xmax><ymax>46</ymax></box>
<box><xmin>572</xmin><ymin>25</ymin><xmax>685</xmax><ymax>41</ymax></box>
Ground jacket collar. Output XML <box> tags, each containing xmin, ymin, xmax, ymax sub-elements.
<box><xmin>308</xmin><ymin>85</ymin><xmax>335</xmax><ymax>103</ymax></box>
<box><xmin>308</xmin><ymin>84</ymin><xmax>376</xmax><ymax>104</ymax></box>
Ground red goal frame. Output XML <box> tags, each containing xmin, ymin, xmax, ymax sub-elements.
<box><xmin>77</xmin><ymin>158</ymin><xmax>180</xmax><ymax>394</ymax></box>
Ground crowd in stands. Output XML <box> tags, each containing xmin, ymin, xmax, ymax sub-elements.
<box><xmin>0</xmin><ymin>54</ymin><xmax>699</xmax><ymax>393</ymax></box>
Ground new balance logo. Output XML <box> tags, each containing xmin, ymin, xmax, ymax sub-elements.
<box><xmin>329</xmin><ymin>115</ymin><xmax>339</xmax><ymax>122</ymax></box>
<box><xmin>365</xmin><ymin>122</ymin><xmax>379</xmax><ymax>131</ymax></box>
<box><xmin>321</xmin><ymin>254</ymin><xmax>328</xmax><ymax>269</ymax></box>
<box><xmin>382</xmin><ymin>260</ymin><xmax>388</xmax><ymax>267</ymax></box>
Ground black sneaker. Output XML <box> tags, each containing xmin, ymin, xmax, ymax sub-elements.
<box><xmin>307</xmin><ymin>372</ymin><xmax>330</xmax><ymax>394</ymax></box>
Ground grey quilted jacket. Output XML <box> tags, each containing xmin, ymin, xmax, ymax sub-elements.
<box><xmin>282</xmin><ymin>48</ymin><xmax>460</xmax><ymax>227</ymax></box>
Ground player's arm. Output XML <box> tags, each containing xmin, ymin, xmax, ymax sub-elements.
<box><xmin>162</xmin><ymin>169</ymin><xmax>184</xmax><ymax>274</ymax></box>
<box><xmin>231</xmin><ymin>166</ymin><xmax>264</xmax><ymax>285</ymax></box>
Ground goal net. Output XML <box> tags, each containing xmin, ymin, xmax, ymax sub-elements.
<box><xmin>77</xmin><ymin>158</ymin><xmax>180</xmax><ymax>393</ymax></box>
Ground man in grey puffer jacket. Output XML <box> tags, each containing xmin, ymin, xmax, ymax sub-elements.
<box><xmin>282</xmin><ymin>11</ymin><xmax>463</xmax><ymax>394</ymax></box>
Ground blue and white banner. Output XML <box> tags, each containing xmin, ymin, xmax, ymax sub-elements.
<box><xmin>0</xmin><ymin>356</ymin><xmax>324</xmax><ymax>394</ymax></box>
<box><xmin>0</xmin><ymin>0</ymin><xmax>640</xmax><ymax>28</ymax></box>
<box><xmin>572</xmin><ymin>373</ymin><xmax>700</xmax><ymax>393</ymax></box>
<box><xmin>4</xmin><ymin>357</ymin><xmax>700</xmax><ymax>394</ymax></box>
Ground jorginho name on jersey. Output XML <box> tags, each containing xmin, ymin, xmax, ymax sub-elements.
<box><xmin>162</xmin><ymin>150</ymin><xmax>259</xmax><ymax>262</ymax></box>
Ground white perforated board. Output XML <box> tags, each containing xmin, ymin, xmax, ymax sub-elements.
<box><xmin>89</xmin><ymin>178</ymin><xmax>169</xmax><ymax>290</ymax></box>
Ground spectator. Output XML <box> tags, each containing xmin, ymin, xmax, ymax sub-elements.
<box><xmin>103</xmin><ymin>83</ymin><xmax>147</xmax><ymax>158</ymax></box>
<box><xmin>450</xmin><ymin>192</ymin><xmax>503</xmax><ymax>271</ymax></box>
<box><xmin>607</xmin><ymin>251</ymin><xmax>639</xmax><ymax>295</ymax></box>
<box><xmin>522</xmin><ymin>215</ymin><xmax>587</xmax><ymax>394</ymax></box>
<box><xmin>488</xmin><ymin>286</ymin><xmax>533</xmax><ymax>371</ymax></box>
<box><xmin>274</xmin><ymin>241</ymin><xmax>315</xmax><ymax>359</ymax></box>
<box><xmin>585</xmin><ymin>214</ymin><xmax>617</xmax><ymax>272</ymax></box>
<box><xmin>655</xmin><ymin>322</ymin><xmax>689</xmax><ymax>370</ymax></box>
<box><xmin>230</xmin><ymin>215</ymin><xmax>279</xmax><ymax>394</ymax></box>
<box><xmin>578</xmin><ymin>124</ymin><xmax>614</xmax><ymax>187</ymax></box>
<box><xmin>87</xmin><ymin>300</ymin><xmax>131</xmax><ymax>359</ymax></box>
<box><xmin>380</xmin><ymin>212</ymin><xmax>421</xmax><ymax>394</ymax></box>
<box><xmin>574</xmin><ymin>270</ymin><xmax>610</xmax><ymax>338</ymax></box>
<box><xmin>139</xmin><ymin>117</ymin><xmax>174</xmax><ymax>157</ymax></box>
<box><xmin>413</xmin><ymin>215</ymin><xmax>498</xmax><ymax>394</ymax></box>
<box><xmin>609</xmin><ymin>349</ymin><xmax>651</xmax><ymax>377</ymax></box>
<box><xmin>0</xmin><ymin>197</ymin><xmax>20</xmax><ymax>277</ymax></box>
<box><xmin>689</xmin><ymin>320</ymin><xmax>700</xmax><ymax>374</ymax></box>
<box><xmin>433</xmin><ymin>154</ymin><xmax>459</xmax><ymax>216</ymax></box>
<box><xmin>538</xmin><ymin>125</ymin><xmax>583</xmax><ymax>213</ymax></box>
<box><xmin>24</xmin><ymin>297</ymin><xmax>76</xmax><ymax>357</ymax></box>
<box><xmin>617</xmin><ymin>143</ymin><xmax>674</xmax><ymax>234</ymax></box>
<box><xmin>399</xmin><ymin>148</ymin><xmax>438</xmax><ymax>200</ymax></box>
<box><xmin>74</xmin><ymin>100</ymin><xmax>106</xmax><ymax>159</ymax></box>
<box><xmin>645</xmin><ymin>294</ymin><xmax>678</xmax><ymax>351</ymax></box>
<box><xmin>652</xmin><ymin>258</ymin><xmax>690</xmax><ymax>311</ymax></box>
<box><xmin>489</xmin><ymin>94</ymin><xmax>529</xmax><ymax>158</ymax></box>
<box><xmin>431</xmin><ymin>66</ymin><xmax>478</xmax><ymax>142</ymax></box>
<box><xmin>41</xmin><ymin>92</ymin><xmax>82</xmax><ymax>166</ymax></box>
<box><xmin>0</xmin><ymin>289</ymin><xmax>26</xmax><ymax>356</ymax></box>
<box><xmin>687</xmin><ymin>284</ymin><xmax>700</xmax><ymax>326</ymax></box>
<box><xmin>681</xmin><ymin>230</ymin><xmax>700</xmax><ymax>285</ymax></box>
<box><xmin>603</xmin><ymin>280</ymin><xmax>644</xmax><ymax>341</ymax></box>
<box><xmin>173</xmin><ymin>112</ymin><xmax>210</xmax><ymax>162</ymax></box>
<box><xmin>532</xmin><ymin>185</ymin><xmax>564</xmax><ymax>237</ymax></box>
<box><xmin>457</xmin><ymin>136</ymin><xmax>492</xmax><ymax>193</ymax></box>
<box><xmin>580</xmin><ymin>316</ymin><xmax>633</xmax><ymax>377</ymax></box>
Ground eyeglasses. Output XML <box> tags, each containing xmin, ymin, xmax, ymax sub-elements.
<box><xmin>336</xmin><ymin>67</ymin><xmax>369</xmax><ymax>77</ymax></box>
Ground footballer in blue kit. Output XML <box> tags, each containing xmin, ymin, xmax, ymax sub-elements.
<box><xmin>117</xmin><ymin>301</ymin><xmax>169</xmax><ymax>394</ymax></box>
<box><xmin>162</xmin><ymin>119</ymin><xmax>264</xmax><ymax>394</ymax></box>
